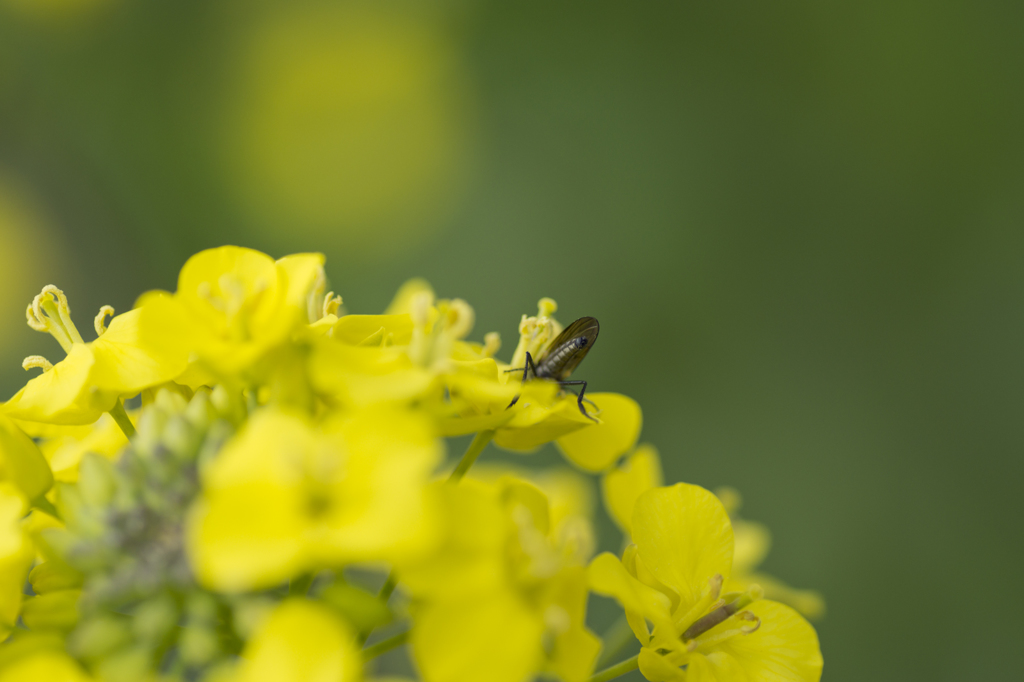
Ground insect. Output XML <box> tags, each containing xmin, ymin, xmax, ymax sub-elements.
<box><xmin>506</xmin><ymin>316</ymin><xmax>600</xmax><ymax>421</ymax></box>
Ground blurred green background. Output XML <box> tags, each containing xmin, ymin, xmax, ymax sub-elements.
<box><xmin>2</xmin><ymin>0</ymin><xmax>1022</xmax><ymax>679</ymax></box>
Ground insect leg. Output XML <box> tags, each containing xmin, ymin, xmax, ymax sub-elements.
<box><xmin>507</xmin><ymin>352</ymin><xmax>538</xmax><ymax>409</ymax></box>
<box><xmin>557</xmin><ymin>380</ymin><xmax>598</xmax><ymax>422</ymax></box>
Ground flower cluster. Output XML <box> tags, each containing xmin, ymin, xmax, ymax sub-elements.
<box><xmin>0</xmin><ymin>246</ymin><xmax>824</xmax><ymax>682</ymax></box>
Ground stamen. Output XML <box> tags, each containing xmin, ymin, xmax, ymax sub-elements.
<box><xmin>738</xmin><ymin>611</ymin><xmax>761</xmax><ymax>634</ymax></box>
<box><xmin>445</xmin><ymin>299</ymin><xmax>474</xmax><ymax>340</ymax></box>
<box><xmin>26</xmin><ymin>285</ymin><xmax>85</xmax><ymax>352</ymax></box>
<box><xmin>94</xmin><ymin>305</ymin><xmax>115</xmax><ymax>337</ymax></box>
<box><xmin>22</xmin><ymin>355</ymin><xmax>53</xmax><ymax>372</ymax></box>
<box><xmin>681</xmin><ymin>584</ymin><xmax>763</xmax><ymax>641</ymax></box>
<box><xmin>483</xmin><ymin>332</ymin><xmax>501</xmax><ymax>357</ymax></box>
<box><xmin>537</xmin><ymin>297</ymin><xmax>558</xmax><ymax>318</ymax></box>
<box><xmin>322</xmin><ymin>291</ymin><xmax>342</xmax><ymax>318</ymax></box>
<box><xmin>26</xmin><ymin>303</ymin><xmax>47</xmax><ymax>332</ymax></box>
<box><xmin>675</xmin><ymin>574</ymin><xmax>723</xmax><ymax>631</ymax></box>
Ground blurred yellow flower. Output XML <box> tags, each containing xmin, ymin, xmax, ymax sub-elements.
<box><xmin>136</xmin><ymin>246</ymin><xmax>323</xmax><ymax>386</ymax></box>
<box><xmin>219</xmin><ymin>2</ymin><xmax>475</xmax><ymax>255</ymax></box>
<box><xmin>187</xmin><ymin>405</ymin><xmax>440</xmax><ymax>591</ymax></box>
<box><xmin>229</xmin><ymin>599</ymin><xmax>361</xmax><ymax>682</ymax></box>
<box><xmin>399</xmin><ymin>477</ymin><xmax>601</xmax><ymax>682</ymax></box>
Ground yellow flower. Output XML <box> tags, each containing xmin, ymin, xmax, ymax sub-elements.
<box><xmin>0</xmin><ymin>484</ymin><xmax>34</xmax><ymax>642</ymax></box>
<box><xmin>187</xmin><ymin>406</ymin><xmax>440</xmax><ymax>591</ymax></box>
<box><xmin>4</xmin><ymin>287</ymin><xmax>187</xmax><ymax>426</ymax></box>
<box><xmin>398</xmin><ymin>477</ymin><xmax>601</xmax><ymax>682</ymax></box>
<box><xmin>588</xmin><ymin>483</ymin><xmax>822</xmax><ymax>682</ymax></box>
<box><xmin>228</xmin><ymin>599</ymin><xmax>361</xmax><ymax>682</ymax></box>
<box><xmin>136</xmin><ymin>246</ymin><xmax>325</xmax><ymax>386</ymax></box>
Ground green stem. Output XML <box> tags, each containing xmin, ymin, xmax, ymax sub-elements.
<box><xmin>108</xmin><ymin>400</ymin><xmax>136</xmax><ymax>439</ymax></box>
<box><xmin>447</xmin><ymin>429</ymin><xmax>495</xmax><ymax>482</ymax></box>
<box><xmin>588</xmin><ymin>655</ymin><xmax>640</xmax><ymax>682</ymax></box>
<box><xmin>597</xmin><ymin>615</ymin><xmax>636</xmax><ymax>667</ymax></box>
<box><xmin>362</xmin><ymin>630</ymin><xmax>410</xmax><ymax>661</ymax></box>
<box><xmin>288</xmin><ymin>573</ymin><xmax>314</xmax><ymax>596</ymax></box>
<box><xmin>378</xmin><ymin>572</ymin><xmax>398</xmax><ymax>602</ymax></box>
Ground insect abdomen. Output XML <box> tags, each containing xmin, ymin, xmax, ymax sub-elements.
<box><xmin>535</xmin><ymin>339</ymin><xmax>582</xmax><ymax>378</ymax></box>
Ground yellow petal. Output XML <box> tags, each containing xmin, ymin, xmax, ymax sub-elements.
<box><xmin>412</xmin><ymin>591</ymin><xmax>543</xmax><ymax>682</ymax></box>
<box><xmin>330</xmin><ymin>315</ymin><xmax>413</xmax><ymax>345</ymax></box>
<box><xmin>631</xmin><ymin>484</ymin><xmax>733</xmax><ymax>611</ymax></box>
<box><xmin>546</xmin><ymin>566</ymin><xmax>601</xmax><ymax>682</ymax></box>
<box><xmin>275</xmin><ymin>252</ymin><xmax>326</xmax><ymax>316</ymax></box>
<box><xmin>4</xmin><ymin>345</ymin><xmax>117</xmax><ymax>425</ymax></box>
<box><xmin>602</xmin><ymin>444</ymin><xmax>662</xmax><ymax>533</ymax></box>
<box><xmin>637</xmin><ymin>647</ymin><xmax>687</xmax><ymax>682</ymax></box>
<box><xmin>0</xmin><ymin>485</ymin><xmax>32</xmax><ymax>642</ymax></box>
<box><xmin>89</xmin><ymin>308</ymin><xmax>190</xmax><ymax>393</ymax></box>
<box><xmin>586</xmin><ymin>552</ymin><xmax>673</xmax><ymax>647</ymax></box>
<box><xmin>40</xmin><ymin>413</ymin><xmax>127</xmax><ymax>483</ymax></box>
<box><xmin>0</xmin><ymin>649</ymin><xmax>93</xmax><ymax>682</ymax></box>
<box><xmin>186</xmin><ymin>481</ymin><xmax>305</xmax><ymax>592</ymax></box>
<box><xmin>314</xmin><ymin>407</ymin><xmax>441</xmax><ymax>563</ymax></box>
<box><xmin>309</xmin><ymin>341</ymin><xmax>439</xmax><ymax>407</ymax></box>
<box><xmin>232</xmin><ymin>599</ymin><xmax>361</xmax><ymax>682</ymax></box>
<box><xmin>555</xmin><ymin>393</ymin><xmax>642</xmax><ymax>472</ymax></box>
<box><xmin>396</xmin><ymin>481</ymin><xmax>507</xmax><ymax>600</ymax></box>
<box><xmin>493</xmin><ymin>394</ymin><xmax>591</xmax><ymax>452</ymax></box>
<box><xmin>0</xmin><ymin>414</ymin><xmax>54</xmax><ymax>501</ymax></box>
<box><xmin>702</xmin><ymin>600</ymin><xmax>822</xmax><ymax>682</ymax></box>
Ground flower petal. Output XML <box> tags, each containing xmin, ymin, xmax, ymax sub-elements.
<box><xmin>602</xmin><ymin>444</ymin><xmax>662</xmax><ymax>533</ymax></box>
<box><xmin>702</xmin><ymin>600</ymin><xmax>822</xmax><ymax>682</ymax></box>
<box><xmin>90</xmin><ymin>308</ymin><xmax>189</xmax><ymax>393</ymax></box>
<box><xmin>587</xmin><ymin>552</ymin><xmax>673</xmax><ymax>647</ymax></box>
<box><xmin>412</xmin><ymin>591</ymin><xmax>543</xmax><ymax>682</ymax></box>
<box><xmin>4</xmin><ymin>345</ymin><xmax>117</xmax><ymax>425</ymax></box>
<box><xmin>555</xmin><ymin>393</ymin><xmax>642</xmax><ymax>472</ymax></box>
<box><xmin>232</xmin><ymin>599</ymin><xmax>361</xmax><ymax>682</ymax></box>
<box><xmin>0</xmin><ymin>414</ymin><xmax>54</xmax><ymax>501</ymax></box>
<box><xmin>631</xmin><ymin>484</ymin><xmax>733</xmax><ymax>611</ymax></box>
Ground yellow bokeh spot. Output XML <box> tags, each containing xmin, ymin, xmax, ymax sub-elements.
<box><xmin>220</xmin><ymin>3</ymin><xmax>476</xmax><ymax>254</ymax></box>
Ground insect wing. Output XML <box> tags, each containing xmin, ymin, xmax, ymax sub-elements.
<box><xmin>540</xmin><ymin>316</ymin><xmax>599</xmax><ymax>379</ymax></box>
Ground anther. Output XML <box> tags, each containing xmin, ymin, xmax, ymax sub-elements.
<box><xmin>483</xmin><ymin>332</ymin><xmax>501</xmax><ymax>357</ymax></box>
<box><xmin>26</xmin><ymin>303</ymin><xmax>47</xmax><ymax>331</ymax></box>
<box><xmin>445</xmin><ymin>299</ymin><xmax>475</xmax><ymax>340</ymax></box>
<box><xmin>26</xmin><ymin>285</ymin><xmax>85</xmax><ymax>352</ymax></box>
<box><xmin>537</xmin><ymin>297</ymin><xmax>558</xmax><ymax>318</ymax></box>
<box><xmin>94</xmin><ymin>305</ymin><xmax>115</xmax><ymax>337</ymax></box>
<box><xmin>707</xmin><ymin>573</ymin><xmax>723</xmax><ymax>601</ymax></box>
<box><xmin>738</xmin><ymin>611</ymin><xmax>761</xmax><ymax>634</ymax></box>
<box><xmin>322</xmin><ymin>291</ymin><xmax>342</xmax><ymax>318</ymax></box>
<box><xmin>22</xmin><ymin>356</ymin><xmax>53</xmax><ymax>373</ymax></box>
